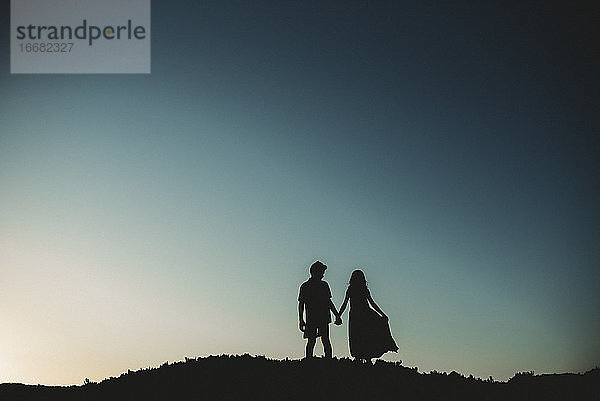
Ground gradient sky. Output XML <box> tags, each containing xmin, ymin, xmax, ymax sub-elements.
<box><xmin>1</xmin><ymin>1</ymin><xmax>599</xmax><ymax>385</ymax></box>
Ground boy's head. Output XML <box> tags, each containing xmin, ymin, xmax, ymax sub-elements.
<box><xmin>309</xmin><ymin>261</ymin><xmax>327</xmax><ymax>279</ymax></box>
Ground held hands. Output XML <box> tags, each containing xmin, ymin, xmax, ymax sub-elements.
<box><xmin>301</xmin><ymin>316</ymin><xmax>343</xmax><ymax>330</ymax></box>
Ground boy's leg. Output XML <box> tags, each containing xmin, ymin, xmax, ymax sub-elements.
<box><xmin>320</xmin><ymin>325</ymin><xmax>332</xmax><ymax>358</ymax></box>
<box><xmin>305</xmin><ymin>323</ymin><xmax>317</xmax><ymax>358</ymax></box>
<box><xmin>306</xmin><ymin>337</ymin><xmax>316</xmax><ymax>358</ymax></box>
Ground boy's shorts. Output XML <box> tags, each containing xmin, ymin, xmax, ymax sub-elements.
<box><xmin>303</xmin><ymin>322</ymin><xmax>329</xmax><ymax>339</ymax></box>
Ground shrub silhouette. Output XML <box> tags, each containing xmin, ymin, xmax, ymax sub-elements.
<box><xmin>0</xmin><ymin>355</ymin><xmax>597</xmax><ymax>401</ymax></box>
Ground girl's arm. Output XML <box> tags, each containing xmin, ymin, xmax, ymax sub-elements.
<box><xmin>339</xmin><ymin>289</ymin><xmax>350</xmax><ymax>315</ymax></box>
<box><xmin>367</xmin><ymin>293</ymin><xmax>388</xmax><ymax>320</ymax></box>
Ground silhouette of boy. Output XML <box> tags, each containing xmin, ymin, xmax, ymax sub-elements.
<box><xmin>298</xmin><ymin>261</ymin><xmax>342</xmax><ymax>358</ymax></box>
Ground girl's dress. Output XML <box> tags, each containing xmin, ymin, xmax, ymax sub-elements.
<box><xmin>347</xmin><ymin>287</ymin><xmax>398</xmax><ymax>359</ymax></box>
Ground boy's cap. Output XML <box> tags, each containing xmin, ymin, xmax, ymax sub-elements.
<box><xmin>310</xmin><ymin>261</ymin><xmax>327</xmax><ymax>274</ymax></box>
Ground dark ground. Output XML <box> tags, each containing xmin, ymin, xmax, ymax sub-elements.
<box><xmin>1</xmin><ymin>355</ymin><xmax>598</xmax><ymax>400</ymax></box>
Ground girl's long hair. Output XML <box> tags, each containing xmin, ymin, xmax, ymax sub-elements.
<box><xmin>348</xmin><ymin>269</ymin><xmax>368</xmax><ymax>296</ymax></box>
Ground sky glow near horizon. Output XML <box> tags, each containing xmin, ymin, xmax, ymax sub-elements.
<box><xmin>1</xmin><ymin>2</ymin><xmax>599</xmax><ymax>385</ymax></box>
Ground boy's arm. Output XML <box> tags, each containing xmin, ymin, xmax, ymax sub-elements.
<box><xmin>298</xmin><ymin>301</ymin><xmax>306</xmax><ymax>331</ymax></box>
<box><xmin>329</xmin><ymin>299</ymin><xmax>342</xmax><ymax>324</ymax></box>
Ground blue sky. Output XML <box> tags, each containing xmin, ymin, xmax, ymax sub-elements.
<box><xmin>1</xmin><ymin>1</ymin><xmax>599</xmax><ymax>385</ymax></box>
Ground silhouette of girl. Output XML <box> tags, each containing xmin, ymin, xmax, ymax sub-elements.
<box><xmin>339</xmin><ymin>269</ymin><xmax>398</xmax><ymax>362</ymax></box>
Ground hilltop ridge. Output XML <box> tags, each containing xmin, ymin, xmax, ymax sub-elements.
<box><xmin>1</xmin><ymin>355</ymin><xmax>598</xmax><ymax>400</ymax></box>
